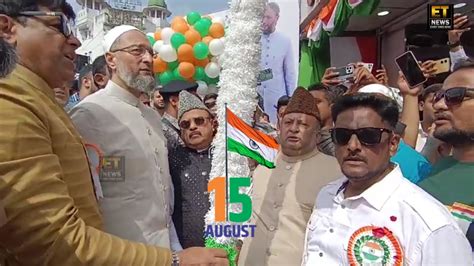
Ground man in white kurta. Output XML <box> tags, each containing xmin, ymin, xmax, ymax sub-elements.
<box><xmin>239</xmin><ymin>88</ymin><xmax>341</xmax><ymax>266</ymax></box>
<box><xmin>70</xmin><ymin>26</ymin><xmax>179</xmax><ymax>250</ymax></box>
<box><xmin>302</xmin><ymin>93</ymin><xmax>472</xmax><ymax>265</ymax></box>
<box><xmin>258</xmin><ymin>2</ymin><xmax>296</xmax><ymax>124</ymax></box>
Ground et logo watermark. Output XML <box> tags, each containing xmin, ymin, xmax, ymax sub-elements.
<box><xmin>205</xmin><ymin>177</ymin><xmax>257</xmax><ymax>238</ymax></box>
<box><xmin>428</xmin><ymin>4</ymin><xmax>453</xmax><ymax>30</ymax></box>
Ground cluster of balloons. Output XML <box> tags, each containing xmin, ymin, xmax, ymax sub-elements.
<box><xmin>148</xmin><ymin>11</ymin><xmax>226</xmax><ymax>89</ymax></box>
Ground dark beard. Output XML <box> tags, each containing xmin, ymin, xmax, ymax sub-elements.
<box><xmin>434</xmin><ymin>128</ymin><xmax>474</xmax><ymax>146</ymax></box>
<box><xmin>0</xmin><ymin>39</ymin><xmax>17</xmax><ymax>78</ymax></box>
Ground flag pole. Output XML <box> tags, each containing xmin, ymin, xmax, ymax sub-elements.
<box><xmin>224</xmin><ymin>103</ymin><xmax>229</xmax><ymax>222</ymax></box>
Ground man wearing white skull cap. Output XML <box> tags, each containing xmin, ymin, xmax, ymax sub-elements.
<box><xmin>70</xmin><ymin>25</ymin><xmax>228</xmax><ymax>265</ymax></box>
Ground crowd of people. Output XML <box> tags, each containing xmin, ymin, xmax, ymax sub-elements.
<box><xmin>0</xmin><ymin>0</ymin><xmax>473</xmax><ymax>265</ymax></box>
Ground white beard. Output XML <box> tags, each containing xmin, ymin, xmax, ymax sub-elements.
<box><xmin>116</xmin><ymin>61</ymin><xmax>154</xmax><ymax>93</ymax></box>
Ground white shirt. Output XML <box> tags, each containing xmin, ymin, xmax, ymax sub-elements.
<box><xmin>70</xmin><ymin>81</ymin><xmax>182</xmax><ymax>250</ymax></box>
<box><xmin>258</xmin><ymin>31</ymin><xmax>296</xmax><ymax>124</ymax></box>
<box><xmin>450</xmin><ymin>47</ymin><xmax>469</xmax><ymax>71</ymax></box>
<box><xmin>415</xmin><ymin>124</ymin><xmax>428</xmax><ymax>152</ymax></box>
<box><xmin>302</xmin><ymin>166</ymin><xmax>472</xmax><ymax>265</ymax></box>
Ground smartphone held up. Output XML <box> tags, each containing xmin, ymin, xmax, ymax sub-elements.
<box><xmin>395</xmin><ymin>51</ymin><xmax>427</xmax><ymax>88</ymax></box>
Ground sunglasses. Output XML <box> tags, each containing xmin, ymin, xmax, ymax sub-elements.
<box><xmin>17</xmin><ymin>11</ymin><xmax>73</xmax><ymax>38</ymax></box>
<box><xmin>179</xmin><ymin>116</ymin><xmax>211</xmax><ymax>130</ymax></box>
<box><xmin>330</xmin><ymin>127</ymin><xmax>392</xmax><ymax>146</ymax></box>
<box><xmin>433</xmin><ymin>87</ymin><xmax>474</xmax><ymax>106</ymax></box>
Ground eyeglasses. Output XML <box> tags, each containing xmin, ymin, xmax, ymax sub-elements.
<box><xmin>179</xmin><ymin>116</ymin><xmax>211</xmax><ymax>129</ymax></box>
<box><xmin>433</xmin><ymin>87</ymin><xmax>474</xmax><ymax>106</ymax></box>
<box><xmin>110</xmin><ymin>45</ymin><xmax>154</xmax><ymax>57</ymax></box>
<box><xmin>17</xmin><ymin>11</ymin><xmax>73</xmax><ymax>38</ymax></box>
<box><xmin>330</xmin><ymin>127</ymin><xmax>392</xmax><ymax>146</ymax></box>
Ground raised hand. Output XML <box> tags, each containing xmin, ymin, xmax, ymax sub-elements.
<box><xmin>321</xmin><ymin>67</ymin><xmax>342</xmax><ymax>86</ymax></box>
<box><xmin>448</xmin><ymin>14</ymin><xmax>471</xmax><ymax>46</ymax></box>
<box><xmin>375</xmin><ymin>65</ymin><xmax>389</xmax><ymax>86</ymax></box>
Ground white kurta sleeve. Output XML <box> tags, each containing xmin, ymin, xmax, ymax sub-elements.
<box><xmin>283</xmin><ymin>39</ymin><xmax>297</xmax><ymax>96</ymax></box>
<box><xmin>449</xmin><ymin>47</ymin><xmax>469</xmax><ymax>71</ymax></box>
<box><xmin>419</xmin><ymin>225</ymin><xmax>472</xmax><ymax>265</ymax></box>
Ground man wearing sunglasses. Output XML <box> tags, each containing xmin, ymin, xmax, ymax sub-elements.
<box><xmin>160</xmin><ymin>80</ymin><xmax>199</xmax><ymax>147</ymax></box>
<box><xmin>70</xmin><ymin>25</ymin><xmax>227</xmax><ymax>265</ymax></box>
<box><xmin>419</xmin><ymin>59</ymin><xmax>474</xmax><ymax>254</ymax></box>
<box><xmin>302</xmin><ymin>93</ymin><xmax>471</xmax><ymax>265</ymax></box>
<box><xmin>169</xmin><ymin>90</ymin><xmax>216</xmax><ymax>249</ymax></box>
<box><xmin>239</xmin><ymin>88</ymin><xmax>341</xmax><ymax>266</ymax></box>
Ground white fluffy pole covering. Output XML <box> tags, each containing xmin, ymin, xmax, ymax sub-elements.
<box><xmin>205</xmin><ymin>0</ymin><xmax>265</xmax><ymax>244</ymax></box>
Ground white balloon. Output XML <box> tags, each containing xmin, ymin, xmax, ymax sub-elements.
<box><xmin>153</xmin><ymin>40</ymin><xmax>164</xmax><ymax>54</ymax></box>
<box><xmin>161</xmin><ymin>27</ymin><xmax>175</xmax><ymax>44</ymax></box>
<box><xmin>209</xmin><ymin>39</ymin><xmax>225</xmax><ymax>56</ymax></box>
<box><xmin>196</xmin><ymin>81</ymin><xmax>209</xmax><ymax>97</ymax></box>
<box><xmin>159</xmin><ymin>44</ymin><xmax>177</xmax><ymax>62</ymax></box>
<box><xmin>205</xmin><ymin>62</ymin><xmax>221</xmax><ymax>78</ymax></box>
<box><xmin>212</xmin><ymin>17</ymin><xmax>225</xmax><ymax>25</ymax></box>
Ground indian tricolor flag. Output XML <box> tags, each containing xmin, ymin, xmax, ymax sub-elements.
<box><xmin>226</xmin><ymin>108</ymin><xmax>279</xmax><ymax>168</ymax></box>
<box><xmin>449</xmin><ymin>202</ymin><xmax>474</xmax><ymax>234</ymax></box>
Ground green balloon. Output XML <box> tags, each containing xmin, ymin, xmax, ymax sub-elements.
<box><xmin>193</xmin><ymin>42</ymin><xmax>209</xmax><ymax>60</ymax></box>
<box><xmin>208</xmin><ymin>76</ymin><xmax>219</xmax><ymax>85</ymax></box>
<box><xmin>193</xmin><ymin>20</ymin><xmax>210</xmax><ymax>37</ymax></box>
<box><xmin>202</xmin><ymin>17</ymin><xmax>212</xmax><ymax>27</ymax></box>
<box><xmin>147</xmin><ymin>35</ymin><xmax>155</xmax><ymax>46</ymax></box>
<box><xmin>194</xmin><ymin>19</ymin><xmax>211</xmax><ymax>37</ymax></box>
<box><xmin>194</xmin><ymin>67</ymin><xmax>205</xmax><ymax>80</ymax></box>
<box><xmin>173</xmin><ymin>68</ymin><xmax>184</xmax><ymax>80</ymax></box>
<box><xmin>170</xmin><ymin>33</ymin><xmax>186</xmax><ymax>49</ymax></box>
<box><xmin>168</xmin><ymin>61</ymin><xmax>179</xmax><ymax>70</ymax></box>
<box><xmin>187</xmin><ymin>12</ymin><xmax>201</xmax><ymax>25</ymax></box>
<box><xmin>159</xmin><ymin>71</ymin><xmax>173</xmax><ymax>85</ymax></box>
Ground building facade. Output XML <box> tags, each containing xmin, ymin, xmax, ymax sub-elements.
<box><xmin>75</xmin><ymin>0</ymin><xmax>171</xmax><ymax>61</ymax></box>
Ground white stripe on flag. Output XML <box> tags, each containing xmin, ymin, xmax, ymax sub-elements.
<box><xmin>227</xmin><ymin>123</ymin><xmax>278</xmax><ymax>164</ymax></box>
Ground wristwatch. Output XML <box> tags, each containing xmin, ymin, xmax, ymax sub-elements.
<box><xmin>171</xmin><ymin>251</ymin><xmax>180</xmax><ymax>266</ymax></box>
<box><xmin>448</xmin><ymin>40</ymin><xmax>461</xmax><ymax>49</ymax></box>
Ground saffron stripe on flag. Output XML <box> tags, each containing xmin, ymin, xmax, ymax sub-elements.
<box><xmin>452</xmin><ymin>202</ymin><xmax>474</xmax><ymax>216</ymax></box>
<box><xmin>227</xmin><ymin>108</ymin><xmax>278</xmax><ymax>149</ymax></box>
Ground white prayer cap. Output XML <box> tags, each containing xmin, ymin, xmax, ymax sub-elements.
<box><xmin>359</xmin><ymin>83</ymin><xmax>404</xmax><ymax>112</ymax></box>
<box><xmin>103</xmin><ymin>25</ymin><xmax>140</xmax><ymax>52</ymax></box>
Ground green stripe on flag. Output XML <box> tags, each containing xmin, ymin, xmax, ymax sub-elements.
<box><xmin>452</xmin><ymin>212</ymin><xmax>474</xmax><ymax>223</ymax></box>
<box><xmin>227</xmin><ymin>138</ymin><xmax>275</xmax><ymax>169</ymax></box>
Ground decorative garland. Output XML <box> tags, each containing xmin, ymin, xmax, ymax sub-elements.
<box><xmin>204</xmin><ymin>0</ymin><xmax>265</xmax><ymax>263</ymax></box>
<box><xmin>347</xmin><ymin>226</ymin><xmax>403</xmax><ymax>266</ymax></box>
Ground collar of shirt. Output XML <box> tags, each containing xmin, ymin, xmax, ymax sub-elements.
<box><xmin>279</xmin><ymin>147</ymin><xmax>320</xmax><ymax>163</ymax></box>
<box><xmin>104</xmin><ymin>80</ymin><xmax>141</xmax><ymax>107</ymax></box>
<box><xmin>9</xmin><ymin>64</ymin><xmax>55</xmax><ymax>102</ymax></box>
<box><xmin>332</xmin><ymin>165</ymin><xmax>404</xmax><ymax>211</ymax></box>
<box><xmin>162</xmin><ymin>112</ymin><xmax>179</xmax><ymax>128</ymax></box>
<box><xmin>418</xmin><ymin>123</ymin><xmax>429</xmax><ymax>138</ymax></box>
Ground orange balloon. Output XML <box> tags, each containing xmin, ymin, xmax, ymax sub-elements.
<box><xmin>195</xmin><ymin>58</ymin><xmax>210</xmax><ymax>68</ymax></box>
<box><xmin>153</xmin><ymin>56</ymin><xmax>167</xmax><ymax>73</ymax></box>
<box><xmin>178</xmin><ymin>62</ymin><xmax>196</xmax><ymax>79</ymax></box>
<box><xmin>171</xmin><ymin>16</ymin><xmax>186</xmax><ymax>26</ymax></box>
<box><xmin>209</xmin><ymin>23</ymin><xmax>225</xmax><ymax>38</ymax></box>
<box><xmin>185</xmin><ymin>29</ymin><xmax>202</xmax><ymax>46</ymax></box>
<box><xmin>177</xmin><ymin>44</ymin><xmax>195</xmax><ymax>63</ymax></box>
<box><xmin>172</xmin><ymin>21</ymin><xmax>190</xmax><ymax>34</ymax></box>
<box><xmin>154</xmin><ymin>30</ymin><xmax>161</xmax><ymax>41</ymax></box>
<box><xmin>202</xmin><ymin>36</ymin><xmax>213</xmax><ymax>45</ymax></box>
